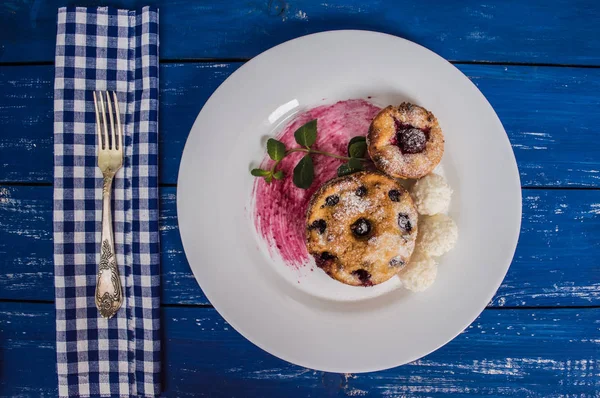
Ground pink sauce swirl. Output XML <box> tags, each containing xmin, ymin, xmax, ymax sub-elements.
<box><xmin>253</xmin><ymin>99</ymin><xmax>382</xmax><ymax>267</ymax></box>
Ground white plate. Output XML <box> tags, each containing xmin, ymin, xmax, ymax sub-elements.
<box><xmin>177</xmin><ymin>31</ymin><xmax>521</xmax><ymax>373</ymax></box>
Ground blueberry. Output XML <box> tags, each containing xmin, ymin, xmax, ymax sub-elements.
<box><xmin>397</xmin><ymin>213</ymin><xmax>412</xmax><ymax>233</ymax></box>
<box><xmin>388</xmin><ymin>189</ymin><xmax>401</xmax><ymax>202</ymax></box>
<box><xmin>315</xmin><ymin>251</ymin><xmax>335</xmax><ymax>269</ymax></box>
<box><xmin>397</xmin><ymin>127</ymin><xmax>427</xmax><ymax>154</ymax></box>
<box><xmin>309</xmin><ymin>219</ymin><xmax>327</xmax><ymax>234</ymax></box>
<box><xmin>350</xmin><ymin>218</ymin><xmax>371</xmax><ymax>238</ymax></box>
<box><xmin>355</xmin><ymin>186</ymin><xmax>367</xmax><ymax>197</ymax></box>
<box><xmin>352</xmin><ymin>269</ymin><xmax>372</xmax><ymax>285</ymax></box>
<box><xmin>389</xmin><ymin>256</ymin><xmax>405</xmax><ymax>267</ymax></box>
<box><xmin>325</xmin><ymin>195</ymin><xmax>339</xmax><ymax>207</ymax></box>
<box><xmin>320</xmin><ymin>251</ymin><xmax>335</xmax><ymax>261</ymax></box>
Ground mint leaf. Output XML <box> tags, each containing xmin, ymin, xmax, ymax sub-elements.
<box><xmin>294</xmin><ymin>119</ymin><xmax>317</xmax><ymax>148</ymax></box>
<box><xmin>265</xmin><ymin>174</ymin><xmax>273</xmax><ymax>184</ymax></box>
<box><xmin>337</xmin><ymin>163</ymin><xmax>352</xmax><ymax>177</ymax></box>
<box><xmin>348</xmin><ymin>157</ymin><xmax>363</xmax><ymax>170</ymax></box>
<box><xmin>251</xmin><ymin>168</ymin><xmax>271</xmax><ymax>177</ymax></box>
<box><xmin>267</xmin><ymin>138</ymin><xmax>286</xmax><ymax>161</ymax></box>
<box><xmin>348</xmin><ymin>141</ymin><xmax>367</xmax><ymax>158</ymax></box>
<box><xmin>273</xmin><ymin>170</ymin><xmax>284</xmax><ymax>180</ymax></box>
<box><xmin>293</xmin><ymin>155</ymin><xmax>314</xmax><ymax>189</ymax></box>
<box><xmin>337</xmin><ymin>158</ymin><xmax>364</xmax><ymax>177</ymax></box>
<box><xmin>348</xmin><ymin>136</ymin><xmax>366</xmax><ymax>148</ymax></box>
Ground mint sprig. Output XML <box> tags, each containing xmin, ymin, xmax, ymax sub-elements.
<box><xmin>294</xmin><ymin>119</ymin><xmax>317</xmax><ymax>147</ymax></box>
<box><xmin>338</xmin><ymin>136</ymin><xmax>367</xmax><ymax>177</ymax></box>
<box><xmin>251</xmin><ymin>169</ymin><xmax>271</xmax><ymax>177</ymax></box>
<box><xmin>251</xmin><ymin>119</ymin><xmax>370</xmax><ymax>189</ymax></box>
<box><xmin>293</xmin><ymin>155</ymin><xmax>314</xmax><ymax>188</ymax></box>
<box><xmin>337</xmin><ymin>157</ymin><xmax>364</xmax><ymax>177</ymax></box>
<box><xmin>267</xmin><ymin>138</ymin><xmax>286</xmax><ymax>161</ymax></box>
<box><xmin>347</xmin><ymin>136</ymin><xmax>367</xmax><ymax>158</ymax></box>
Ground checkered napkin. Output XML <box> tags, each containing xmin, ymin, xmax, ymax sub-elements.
<box><xmin>53</xmin><ymin>6</ymin><xmax>160</xmax><ymax>397</ymax></box>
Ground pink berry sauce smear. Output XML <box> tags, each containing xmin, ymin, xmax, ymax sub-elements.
<box><xmin>252</xmin><ymin>99</ymin><xmax>381</xmax><ymax>267</ymax></box>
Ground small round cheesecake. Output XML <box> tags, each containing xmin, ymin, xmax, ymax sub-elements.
<box><xmin>367</xmin><ymin>103</ymin><xmax>444</xmax><ymax>179</ymax></box>
<box><xmin>306</xmin><ymin>171</ymin><xmax>418</xmax><ymax>286</ymax></box>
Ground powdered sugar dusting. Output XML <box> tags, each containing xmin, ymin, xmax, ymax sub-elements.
<box><xmin>333</xmin><ymin>194</ymin><xmax>372</xmax><ymax>221</ymax></box>
<box><xmin>253</xmin><ymin>99</ymin><xmax>381</xmax><ymax>267</ymax></box>
<box><xmin>364</xmin><ymin>232</ymin><xmax>402</xmax><ymax>264</ymax></box>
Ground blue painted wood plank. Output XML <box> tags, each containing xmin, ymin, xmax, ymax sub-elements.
<box><xmin>1</xmin><ymin>186</ymin><xmax>599</xmax><ymax>307</ymax></box>
<box><xmin>0</xmin><ymin>65</ymin><xmax>54</xmax><ymax>183</ymax></box>
<box><xmin>1</xmin><ymin>63</ymin><xmax>599</xmax><ymax>186</ymax></box>
<box><xmin>0</xmin><ymin>302</ymin><xmax>598</xmax><ymax>397</ymax></box>
<box><xmin>466</xmin><ymin>65</ymin><xmax>600</xmax><ymax>188</ymax></box>
<box><xmin>0</xmin><ymin>0</ymin><xmax>599</xmax><ymax>65</ymax></box>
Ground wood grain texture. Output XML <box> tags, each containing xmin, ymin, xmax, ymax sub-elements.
<box><xmin>1</xmin><ymin>186</ymin><xmax>599</xmax><ymax>307</ymax></box>
<box><xmin>0</xmin><ymin>0</ymin><xmax>599</xmax><ymax>65</ymax></box>
<box><xmin>1</xmin><ymin>63</ymin><xmax>600</xmax><ymax>186</ymax></box>
<box><xmin>0</xmin><ymin>302</ymin><xmax>598</xmax><ymax>397</ymax></box>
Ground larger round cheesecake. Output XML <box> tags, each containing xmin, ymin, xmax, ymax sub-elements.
<box><xmin>306</xmin><ymin>171</ymin><xmax>418</xmax><ymax>286</ymax></box>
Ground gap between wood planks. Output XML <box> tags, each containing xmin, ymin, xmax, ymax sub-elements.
<box><xmin>0</xmin><ymin>298</ymin><xmax>598</xmax><ymax>311</ymax></box>
<box><xmin>1</xmin><ymin>59</ymin><xmax>600</xmax><ymax>69</ymax></box>
<box><xmin>1</xmin><ymin>182</ymin><xmax>600</xmax><ymax>191</ymax></box>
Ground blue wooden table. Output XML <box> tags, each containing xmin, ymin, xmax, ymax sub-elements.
<box><xmin>1</xmin><ymin>1</ymin><xmax>599</xmax><ymax>396</ymax></box>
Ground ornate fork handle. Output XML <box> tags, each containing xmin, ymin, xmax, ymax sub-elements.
<box><xmin>95</xmin><ymin>173</ymin><xmax>123</xmax><ymax>318</ymax></box>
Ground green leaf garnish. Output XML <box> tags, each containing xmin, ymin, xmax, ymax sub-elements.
<box><xmin>337</xmin><ymin>163</ymin><xmax>352</xmax><ymax>177</ymax></box>
<box><xmin>293</xmin><ymin>155</ymin><xmax>314</xmax><ymax>189</ymax></box>
<box><xmin>252</xmin><ymin>121</ymin><xmax>371</xmax><ymax>186</ymax></box>
<box><xmin>294</xmin><ymin>119</ymin><xmax>318</xmax><ymax>148</ymax></box>
<box><xmin>267</xmin><ymin>138</ymin><xmax>286</xmax><ymax>161</ymax></box>
<box><xmin>337</xmin><ymin>157</ymin><xmax>364</xmax><ymax>177</ymax></box>
<box><xmin>251</xmin><ymin>168</ymin><xmax>271</xmax><ymax>177</ymax></box>
<box><xmin>348</xmin><ymin>136</ymin><xmax>366</xmax><ymax>148</ymax></box>
<box><xmin>348</xmin><ymin>140</ymin><xmax>367</xmax><ymax>158</ymax></box>
<box><xmin>348</xmin><ymin>157</ymin><xmax>363</xmax><ymax>170</ymax></box>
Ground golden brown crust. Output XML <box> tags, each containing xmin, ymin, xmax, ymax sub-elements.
<box><xmin>306</xmin><ymin>171</ymin><xmax>418</xmax><ymax>286</ymax></box>
<box><xmin>367</xmin><ymin>103</ymin><xmax>444</xmax><ymax>179</ymax></box>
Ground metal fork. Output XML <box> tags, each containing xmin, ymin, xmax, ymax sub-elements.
<box><xmin>93</xmin><ymin>91</ymin><xmax>124</xmax><ymax>319</ymax></box>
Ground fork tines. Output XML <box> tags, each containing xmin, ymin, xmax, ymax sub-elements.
<box><xmin>93</xmin><ymin>91</ymin><xmax>122</xmax><ymax>151</ymax></box>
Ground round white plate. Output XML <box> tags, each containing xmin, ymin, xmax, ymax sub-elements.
<box><xmin>177</xmin><ymin>30</ymin><xmax>521</xmax><ymax>373</ymax></box>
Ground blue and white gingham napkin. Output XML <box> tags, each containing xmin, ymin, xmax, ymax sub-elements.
<box><xmin>53</xmin><ymin>6</ymin><xmax>160</xmax><ymax>397</ymax></box>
